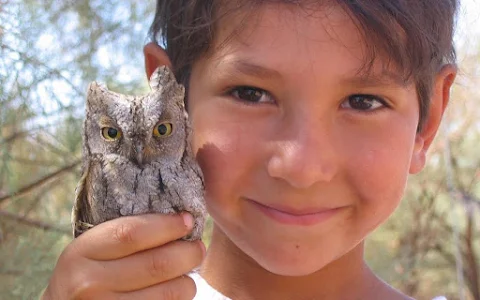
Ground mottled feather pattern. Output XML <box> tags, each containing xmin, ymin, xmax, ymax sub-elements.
<box><xmin>72</xmin><ymin>66</ymin><xmax>205</xmax><ymax>240</ymax></box>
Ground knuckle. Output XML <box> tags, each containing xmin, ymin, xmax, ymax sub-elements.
<box><xmin>70</xmin><ymin>277</ymin><xmax>100</xmax><ymax>299</ymax></box>
<box><xmin>112</xmin><ymin>222</ymin><xmax>137</xmax><ymax>245</ymax></box>
<box><xmin>147</xmin><ymin>251</ymin><xmax>173</xmax><ymax>279</ymax></box>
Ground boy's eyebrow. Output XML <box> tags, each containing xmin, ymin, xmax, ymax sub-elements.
<box><xmin>220</xmin><ymin>59</ymin><xmax>408</xmax><ymax>87</ymax></box>
<box><xmin>341</xmin><ymin>71</ymin><xmax>409</xmax><ymax>88</ymax></box>
<box><xmin>226</xmin><ymin>60</ymin><xmax>282</xmax><ymax>79</ymax></box>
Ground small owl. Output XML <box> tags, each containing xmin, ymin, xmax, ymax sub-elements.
<box><xmin>72</xmin><ymin>66</ymin><xmax>205</xmax><ymax>240</ymax></box>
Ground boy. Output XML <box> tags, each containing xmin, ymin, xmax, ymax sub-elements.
<box><xmin>43</xmin><ymin>0</ymin><xmax>458</xmax><ymax>299</ymax></box>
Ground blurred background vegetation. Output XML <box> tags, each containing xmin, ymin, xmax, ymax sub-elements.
<box><xmin>0</xmin><ymin>0</ymin><xmax>479</xmax><ymax>299</ymax></box>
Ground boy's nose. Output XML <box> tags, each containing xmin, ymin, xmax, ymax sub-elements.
<box><xmin>266</xmin><ymin>120</ymin><xmax>339</xmax><ymax>189</ymax></box>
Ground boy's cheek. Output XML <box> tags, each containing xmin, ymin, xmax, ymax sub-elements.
<box><xmin>195</xmin><ymin>141</ymin><xmax>230</xmax><ymax>188</ymax></box>
<box><xmin>193</xmin><ymin>124</ymin><xmax>247</xmax><ymax>194</ymax></box>
<box><xmin>345</xmin><ymin>126</ymin><xmax>415</xmax><ymax>202</ymax></box>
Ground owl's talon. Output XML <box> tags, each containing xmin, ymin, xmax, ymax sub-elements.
<box><xmin>75</xmin><ymin>221</ymin><xmax>94</xmax><ymax>233</ymax></box>
<box><xmin>79</xmin><ymin>221</ymin><xmax>94</xmax><ymax>228</ymax></box>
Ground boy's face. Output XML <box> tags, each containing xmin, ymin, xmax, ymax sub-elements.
<box><xmin>187</xmin><ymin>3</ymin><xmax>430</xmax><ymax>276</ymax></box>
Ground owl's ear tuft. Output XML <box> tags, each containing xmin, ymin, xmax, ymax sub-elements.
<box><xmin>86</xmin><ymin>81</ymin><xmax>115</xmax><ymax>112</ymax></box>
<box><xmin>149</xmin><ymin>65</ymin><xmax>180</xmax><ymax>91</ymax></box>
<box><xmin>86</xmin><ymin>81</ymin><xmax>102</xmax><ymax>108</ymax></box>
<box><xmin>87</xmin><ymin>81</ymin><xmax>107</xmax><ymax>100</ymax></box>
<box><xmin>149</xmin><ymin>65</ymin><xmax>166</xmax><ymax>90</ymax></box>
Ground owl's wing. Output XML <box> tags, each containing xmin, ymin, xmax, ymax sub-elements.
<box><xmin>71</xmin><ymin>158</ymin><xmax>105</xmax><ymax>238</ymax></box>
<box><xmin>71</xmin><ymin>162</ymin><xmax>90</xmax><ymax>238</ymax></box>
<box><xmin>181</xmin><ymin>157</ymin><xmax>206</xmax><ymax>241</ymax></box>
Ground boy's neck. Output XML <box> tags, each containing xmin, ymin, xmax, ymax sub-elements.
<box><xmin>200</xmin><ymin>225</ymin><xmax>411</xmax><ymax>300</ymax></box>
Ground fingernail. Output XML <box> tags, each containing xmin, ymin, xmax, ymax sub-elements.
<box><xmin>182</xmin><ymin>213</ymin><xmax>194</xmax><ymax>230</ymax></box>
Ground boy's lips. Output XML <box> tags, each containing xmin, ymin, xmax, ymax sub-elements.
<box><xmin>246</xmin><ymin>198</ymin><xmax>345</xmax><ymax>226</ymax></box>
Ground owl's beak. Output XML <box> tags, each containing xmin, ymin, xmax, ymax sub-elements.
<box><xmin>135</xmin><ymin>144</ymin><xmax>144</xmax><ymax>166</ymax></box>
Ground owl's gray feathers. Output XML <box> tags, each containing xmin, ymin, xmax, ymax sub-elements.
<box><xmin>72</xmin><ymin>66</ymin><xmax>205</xmax><ymax>240</ymax></box>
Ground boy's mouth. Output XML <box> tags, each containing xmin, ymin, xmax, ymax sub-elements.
<box><xmin>246</xmin><ymin>198</ymin><xmax>344</xmax><ymax>226</ymax></box>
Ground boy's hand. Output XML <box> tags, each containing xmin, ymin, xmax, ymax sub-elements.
<box><xmin>42</xmin><ymin>213</ymin><xmax>205</xmax><ymax>300</ymax></box>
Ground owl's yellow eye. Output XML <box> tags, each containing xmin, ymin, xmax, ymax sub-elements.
<box><xmin>153</xmin><ymin>122</ymin><xmax>173</xmax><ymax>137</ymax></box>
<box><xmin>101</xmin><ymin>127</ymin><xmax>122</xmax><ymax>141</ymax></box>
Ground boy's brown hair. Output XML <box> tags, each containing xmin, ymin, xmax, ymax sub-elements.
<box><xmin>148</xmin><ymin>0</ymin><xmax>458</xmax><ymax>130</ymax></box>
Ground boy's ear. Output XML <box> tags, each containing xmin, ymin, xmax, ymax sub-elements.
<box><xmin>409</xmin><ymin>64</ymin><xmax>457</xmax><ymax>174</ymax></box>
<box><xmin>143</xmin><ymin>42</ymin><xmax>173</xmax><ymax>80</ymax></box>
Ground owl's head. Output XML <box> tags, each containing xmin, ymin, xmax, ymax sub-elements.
<box><xmin>84</xmin><ymin>66</ymin><xmax>188</xmax><ymax>167</ymax></box>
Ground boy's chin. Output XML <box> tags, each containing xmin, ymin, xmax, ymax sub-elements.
<box><xmin>244</xmin><ymin>242</ymin><xmax>343</xmax><ymax>277</ymax></box>
<box><xmin>256</xmin><ymin>252</ymin><xmax>333</xmax><ymax>277</ymax></box>
<box><xmin>259</xmin><ymin>260</ymin><xmax>328</xmax><ymax>277</ymax></box>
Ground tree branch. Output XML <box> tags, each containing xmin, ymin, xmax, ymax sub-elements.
<box><xmin>464</xmin><ymin>212</ymin><xmax>480</xmax><ymax>299</ymax></box>
<box><xmin>0</xmin><ymin>269</ymin><xmax>23</xmax><ymax>276</ymax></box>
<box><xmin>1</xmin><ymin>44</ymin><xmax>84</xmax><ymax>96</ymax></box>
<box><xmin>0</xmin><ymin>160</ymin><xmax>80</xmax><ymax>205</ymax></box>
<box><xmin>0</xmin><ymin>210</ymin><xmax>70</xmax><ymax>235</ymax></box>
<box><xmin>0</xmin><ymin>124</ymin><xmax>58</xmax><ymax>146</ymax></box>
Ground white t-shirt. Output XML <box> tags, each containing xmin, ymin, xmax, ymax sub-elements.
<box><xmin>189</xmin><ymin>272</ymin><xmax>447</xmax><ymax>300</ymax></box>
<box><xmin>189</xmin><ymin>272</ymin><xmax>231</xmax><ymax>300</ymax></box>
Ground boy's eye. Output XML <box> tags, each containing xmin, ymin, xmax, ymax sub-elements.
<box><xmin>340</xmin><ymin>94</ymin><xmax>386</xmax><ymax>111</ymax></box>
<box><xmin>229</xmin><ymin>86</ymin><xmax>274</xmax><ymax>104</ymax></box>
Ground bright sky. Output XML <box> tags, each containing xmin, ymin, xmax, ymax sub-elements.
<box><xmin>455</xmin><ymin>0</ymin><xmax>480</xmax><ymax>56</ymax></box>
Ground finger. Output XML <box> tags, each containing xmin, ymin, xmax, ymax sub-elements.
<box><xmin>116</xmin><ymin>275</ymin><xmax>197</xmax><ymax>300</ymax></box>
<box><xmin>72</xmin><ymin>213</ymin><xmax>194</xmax><ymax>260</ymax></box>
<box><xmin>104</xmin><ymin>240</ymin><xmax>205</xmax><ymax>292</ymax></box>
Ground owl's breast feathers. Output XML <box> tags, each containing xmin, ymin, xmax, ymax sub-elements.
<box><xmin>72</xmin><ymin>152</ymin><xmax>205</xmax><ymax>238</ymax></box>
<box><xmin>159</xmin><ymin>151</ymin><xmax>205</xmax><ymax>214</ymax></box>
